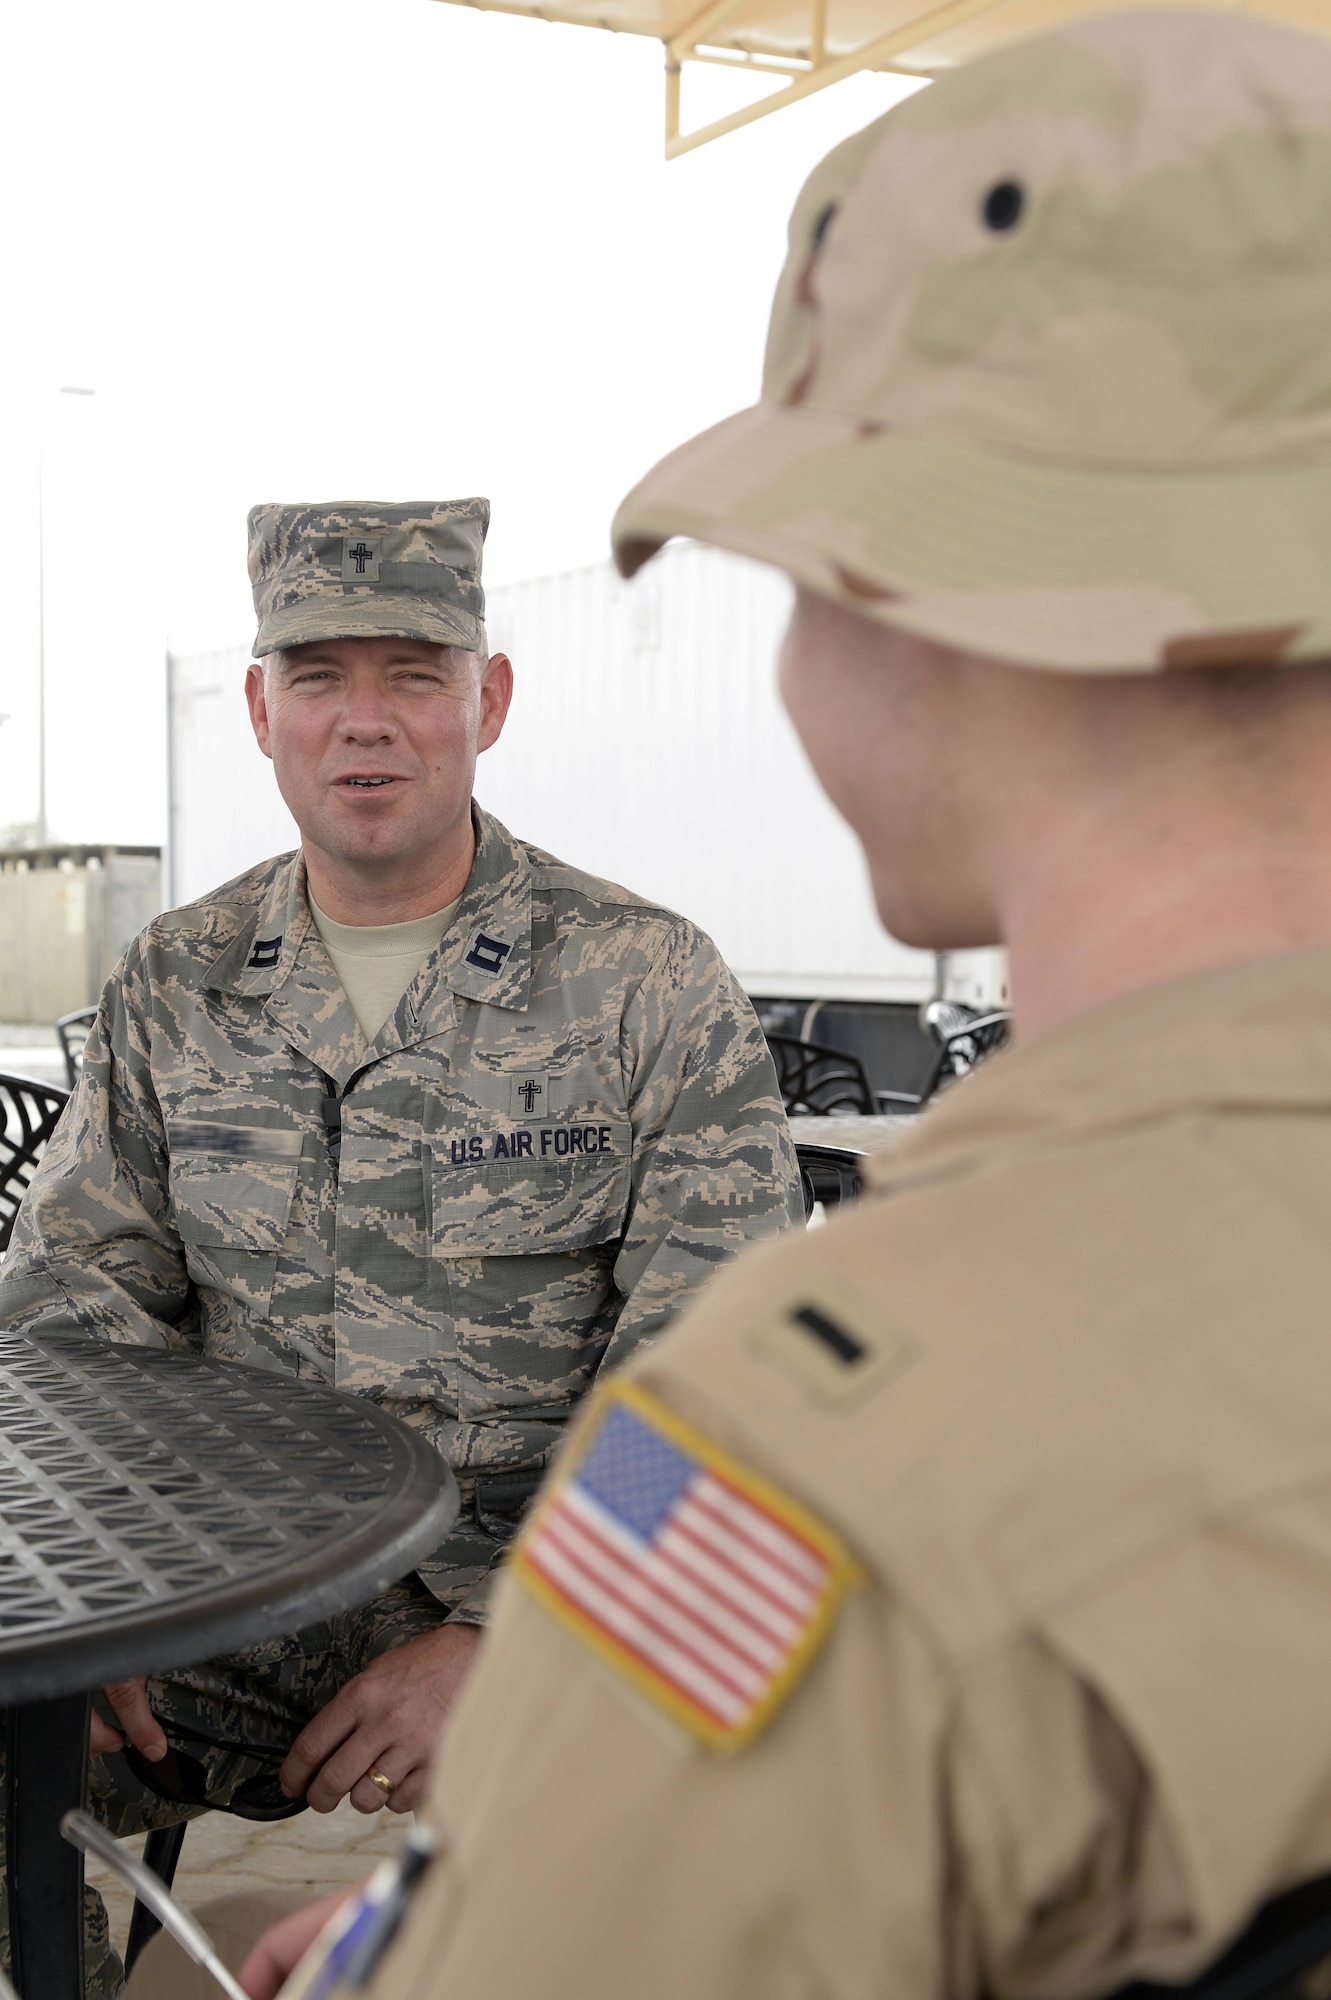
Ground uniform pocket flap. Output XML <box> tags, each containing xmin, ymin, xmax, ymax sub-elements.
<box><xmin>168</xmin><ymin>1155</ymin><xmax>300</xmax><ymax>1252</ymax></box>
<box><xmin>431</xmin><ymin>1126</ymin><xmax>630</xmax><ymax>1257</ymax></box>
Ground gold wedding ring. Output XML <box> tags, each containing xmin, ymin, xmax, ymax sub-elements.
<box><xmin>366</xmin><ymin>1766</ymin><xmax>396</xmax><ymax>1798</ymax></box>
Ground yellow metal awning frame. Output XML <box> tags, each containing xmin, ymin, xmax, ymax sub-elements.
<box><xmin>438</xmin><ymin>0</ymin><xmax>998</xmax><ymax>154</ymax></box>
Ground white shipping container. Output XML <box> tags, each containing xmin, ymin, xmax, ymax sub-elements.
<box><xmin>167</xmin><ymin>546</ymin><xmax>1006</xmax><ymax>1008</ymax></box>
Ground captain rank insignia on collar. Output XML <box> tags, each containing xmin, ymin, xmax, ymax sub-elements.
<box><xmin>464</xmin><ymin>932</ymin><xmax>511</xmax><ymax>974</ymax></box>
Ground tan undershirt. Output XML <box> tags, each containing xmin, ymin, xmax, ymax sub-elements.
<box><xmin>308</xmin><ymin>892</ymin><xmax>462</xmax><ymax>1043</ymax></box>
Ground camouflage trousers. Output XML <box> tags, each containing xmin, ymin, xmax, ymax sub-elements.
<box><xmin>0</xmin><ymin>1575</ymin><xmax>450</xmax><ymax>2000</ymax></box>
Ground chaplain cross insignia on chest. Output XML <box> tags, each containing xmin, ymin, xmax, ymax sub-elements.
<box><xmin>510</xmin><ymin>1071</ymin><xmax>550</xmax><ymax>1119</ymax></box>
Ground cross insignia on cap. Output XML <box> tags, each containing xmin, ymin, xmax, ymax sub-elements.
<box><xmin>341</xmin><ymin>536</ymin><xmax>381</xmax><ymax>582</ymax></box>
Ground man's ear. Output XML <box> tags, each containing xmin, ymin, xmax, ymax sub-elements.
<box><xmin>245</xmin><ymin>661</ymin><xmax>274</xmax><ymax>760</ymax></box>
<box><xmin>477</xmin><ymin>652</ymin><xmax>515</xmax><ymax>755</ymax></box>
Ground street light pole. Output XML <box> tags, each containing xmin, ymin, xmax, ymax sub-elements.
<box><xmin>36</xmin><ymin>386</ymin><xmax>95</xmax><ymax>849</ymax></box>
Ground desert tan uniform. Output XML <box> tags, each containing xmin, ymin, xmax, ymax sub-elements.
<box><xmin>284</xmin><ymin>942</ymin><xmax>1331</xmax><ymax>2000</ymax></box>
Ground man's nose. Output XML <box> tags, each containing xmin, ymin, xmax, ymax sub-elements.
<box><xmin>338</xmin><ymin>691</ymin><xmax>397</xmax><ymax>741</ymax></box>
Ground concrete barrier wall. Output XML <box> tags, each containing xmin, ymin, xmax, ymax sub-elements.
<box><xmin>0</xmin><ymin>848</ymin><xmax>162</xmax><ymax>1024</ymax></box>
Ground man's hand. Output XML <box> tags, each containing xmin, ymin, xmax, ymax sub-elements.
<box><xmin>240</xmin><ymin>1885</ymin><xmax>359</xmax><ymax>2000</ymax></box>
<box><xmin>90</xmin><ymin>1678</ymin><xmax>167</xmax><ymax>1762</ymax></box>
<box><xmin>279</xmin><ymin>1622</ymin><xmax>483</xmax><ymax>1814</ymax></box>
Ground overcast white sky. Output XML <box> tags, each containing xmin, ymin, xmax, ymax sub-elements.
<box><xmin>0</xmin><ymin>0</ymin><xmax>918</xmax><ymax>847</ymax></box>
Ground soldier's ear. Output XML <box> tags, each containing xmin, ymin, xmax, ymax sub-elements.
<box><xmin>245</xmin><ymin>661</ymin><xmax>274</xmax><ymax>760</ymax></box>
<box><xmin>477</xmin><ymin>652</ymin><xmax>514</xmax><ymax>755</ymax></box>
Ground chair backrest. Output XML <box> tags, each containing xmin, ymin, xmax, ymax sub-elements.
<box><xmin>797</xmin><ymin>1000</ymin><xmax>944</xmax><ymax>1106</ymax></box>
<box><xmin>55</xmin><ymin>1008</ymin><xmax>99</xmax><ymax>1091</ymax></box>
<box><xmin>766</xmin><ymin>1035</ymin><xmax>876</xmax><ymax>1118</ymax></box>
<box><xmin>794</xmin><ymin>1143</ymin><xmax>863</xmax><ymax>1219</ymax></box>
<box><xmin>0</xmin><ymin>1074</ymin><xmax>71</xmax><ymax>1253</ymax></box>
<box><xmin>910</xmin><ymin>1004</ymin><xmax>1013</xmax><ymax>1107</ymax></box>
<box><xmin>936</xmin><ymin>1009</ymin><xmax>1011</xmax><ymax>1086</ymax></box>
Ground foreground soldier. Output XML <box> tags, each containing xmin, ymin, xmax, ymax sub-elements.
<box><xmin>0</xmin><ymin>500</ymin><xmax>800</xmax><ymax>1994</ymax></box>
<box><xmin>140</xmin><ymin>12</ymin><xmax>1331</xmax><ymax>1999</ymax></box>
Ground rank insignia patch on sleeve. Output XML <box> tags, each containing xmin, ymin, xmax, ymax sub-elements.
<box><xmin>514</xmin><ymin>1381</ymin><xmax>862</xmax><ymax>1750</ymax></box>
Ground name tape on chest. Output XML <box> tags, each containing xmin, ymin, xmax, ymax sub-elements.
<box><xmin>515</xmin><ymin>1381</ymin><xmax>861</xmax><ymax>1751</ymax></box>
<box><xmin>440</xmin><ymin>1123</ymin><xmax>618</xmax><ymax>1166</ymax></box>
<box><xmin>167</xmin><ymin>1118</ymin><xmax>304</xmax><ymax>1162</ymax></box>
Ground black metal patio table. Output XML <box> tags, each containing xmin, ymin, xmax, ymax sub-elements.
<box><xmin>0</xmin><ymin>1330</ymin><xmax>459</xmax><ymax>2000</ymax></box>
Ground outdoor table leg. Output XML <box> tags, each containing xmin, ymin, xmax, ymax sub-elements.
<box><xmin>5</xmin><ymin>1690</ymin><xmax>90</xmax><ymax>2000</ymax></box>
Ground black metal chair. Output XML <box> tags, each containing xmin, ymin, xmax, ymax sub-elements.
<box><xmin>766</xmin><ymin>1035</ymin><xmax>876</xmax><ymax>1118</ymax></box>
<box><xmin>926</xmin><ymin>1007</ymin><xmax>1011</xmax><ymax>1096</ymax></box>
<box><xmin>796</xmin><ymin>999</ymin><xmax>945</xmax><ymax>1107</ymax></box>
<box><xmin>0</xmin><ymin>1074</ymin><xmax>71</xmax><ymax>1254</ymax></box>
<box><xmin>55</xmin><ymin>1008</ymin><xmax>98</xmax><ymax>1091</ymax></box>
<box><xmin>125</xmin><ymin>1824</ymin><xmax>189</xmax><ymax>1970</ymax></box>
<box><xmin>794</xmin><ymin>1143</ymin><xmax>863</xmax><ymax>1218</ymax></box>
<box><xmin>872</xmin><ymin>1005</ymin><xmax>1013</xmax><ymax>1112</ymax></box>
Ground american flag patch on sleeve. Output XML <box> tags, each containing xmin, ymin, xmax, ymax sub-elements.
<box><xmin>513</xmin><ymin>1380</ymin><xmax>862</xmax><ymax>1750</ymax></box>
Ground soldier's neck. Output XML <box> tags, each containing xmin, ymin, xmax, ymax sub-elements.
<box><xmin>929</xmin><ymin>647</ymin><xmax>1331</xmax><ymax>1044</ymax></box>
<box><xmin>1001</xmin><ymin>816</ymin><xmax>1331</xmax><ymax>1043</ymax></box>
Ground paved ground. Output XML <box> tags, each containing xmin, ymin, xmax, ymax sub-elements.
<box><xmin>85</xmin><ymin>1800</ymin><xmax>406</xmax><ymax>1954</ymax></box>
<box><xmin>0</xmin><ymin>1024</ymin><xmax>69</xmax><ymax>1092</ymax></box>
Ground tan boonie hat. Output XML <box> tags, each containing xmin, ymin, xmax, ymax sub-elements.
<box><xmin>612</xmin><ymin>10</ymin><xmax>1331</xmax><ymax>674</ymax></box>
<box><xmin>247</xmin><ymin>499</ymin><xmax>488</xmax><ymax>656</ymax></box>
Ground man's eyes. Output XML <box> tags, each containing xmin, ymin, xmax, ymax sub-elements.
<box><xmin>283</xmin><ymin>667</ymin><xmax>446</xmax><ymax>688</ymax></box>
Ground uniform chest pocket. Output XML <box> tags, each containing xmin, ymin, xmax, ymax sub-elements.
<box><xmin>430</xmin><ymin>1120</ymin><xmax>632</xmax><ymax>1256</ymax></box>
<box><xmin>168</xmin><ymin>1155</ymin><xmax>300</xmax><ymax>1312</ymax></box>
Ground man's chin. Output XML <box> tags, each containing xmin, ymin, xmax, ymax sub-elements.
<box><xmin>308</xmin><ymin>825</ymin><xmax>417</xmax><ymax>875</ymax></box>
<box><xmin>871</xmin><ymin>885</ymin><xmax>1001</xmax><ymax>955</ymax></box>
<box><xmin>296</xmin><ymin>798</ymin><xmax>476</xmax><ymax>895</ymax></box>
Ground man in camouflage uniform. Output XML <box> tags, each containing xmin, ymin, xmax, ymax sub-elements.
<box><xmin>0</xmin><ymin>499</ymin><xmax>801</xmax><ymax>1994</ymax></box>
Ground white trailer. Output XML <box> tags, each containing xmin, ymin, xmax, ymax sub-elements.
<box><xmin>166</xmin><ymin>545</ymin><xmax>1006</xmax><ymax>1018</ymax></box>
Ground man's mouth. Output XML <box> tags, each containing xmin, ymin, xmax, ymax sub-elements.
<box><xmin>342</xmin><ymin>777</ymin><xmax>398</xmax><ymax>788</ymax></box>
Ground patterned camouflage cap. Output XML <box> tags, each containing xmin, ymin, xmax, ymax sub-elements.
<box><xmin>613</xmin><ymin>11</ymin><xmax>1331</xmax><ymax>674</ymax></box>
<box><xmin>248</xmin><ymin>499</ymin><xmax>488</xmax><ymax>656</ymax></box>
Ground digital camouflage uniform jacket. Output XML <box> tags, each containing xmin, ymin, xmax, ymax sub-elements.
<box><xmin>0</xmin><ymin>808</ymin><xmax>803</xmax><ymax>1615</ymax></box>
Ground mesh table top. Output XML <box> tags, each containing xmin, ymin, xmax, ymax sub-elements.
<box><xmin>0</xmin><ymin>1333</ymin><xmax>458</xmax><ymax>1704</ymax></box>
